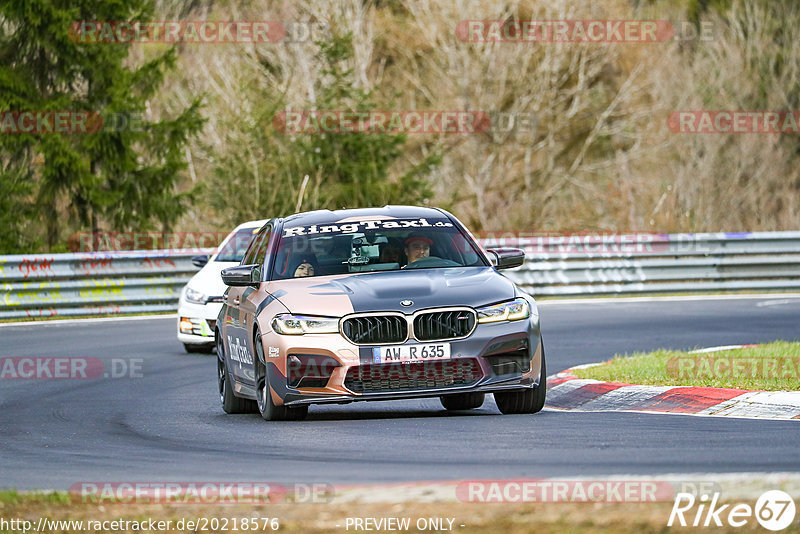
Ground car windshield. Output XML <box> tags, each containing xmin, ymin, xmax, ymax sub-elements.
<box><xmin>214</xmin><ymin>227</ymin><xmax>261</xmax><ymax>262</ymax></box>
<box><xmin>272</xmin><ymin>216</ymin><xmax>487</xmax><ymax>279</ymax></box>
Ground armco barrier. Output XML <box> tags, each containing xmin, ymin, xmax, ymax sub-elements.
<box><xmin>483</xmin><ymin>231</ymin><xmax>800</xmax><ymax>296</ymax></box>
<box><xmin>1</xmin><ymin>232</ymin><xmax>799</xmax><ymax>319</ymax></box>
<box><xmin>0</xmin><ymin>250</ymin><xmax>209</xmax><ymax>320</ymax></box>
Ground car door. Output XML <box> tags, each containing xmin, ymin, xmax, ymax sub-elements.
<box><xmin>222</xmin><ymin>225</ymin><xmax>270</xmax><ymax>387</ymax></box>
<box><xmin>237</xmin><ymin>223</ymin><xmax>274</xmax><ymax>387</ymax></box>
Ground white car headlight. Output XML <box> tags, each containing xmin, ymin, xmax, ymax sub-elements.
<box><xmin>476</xmin><ymin>298</ymin><xmax>531</xmax><ymax>324</ymax></box>
<box><xmin>272</xmin><ymin>314</ymin><xmax>340</xmax><ymax>335</ymax></box>
<box><xmin>184</xmin><ymin>286</ymin><xmax>208</xmax><ymax>304</ymax></box>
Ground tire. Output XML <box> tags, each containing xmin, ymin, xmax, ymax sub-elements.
<box><xmin>440</xmin><ymin>392</ymin><xmax>485</xmax><ymax>411</ymax></box>
<box><xmin>217</xmin><ymin>335</ymin><xmax>257</xmax><ymax>414</ymax></box>
<box><xmin>254</xmin><ymin>332</ymin><xmax>308</xmax><ymax>421</ymax></box>
<box><xmin>184</xmin><ymin>343</ymin><xmax>214</xmax><ymax>354</ymax></box>
<box><xmin>494</xmin><ymin>341</ymin><xmax>547</xmax><ymax>415</ymax></box>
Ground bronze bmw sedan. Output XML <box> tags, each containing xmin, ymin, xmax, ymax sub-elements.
<box><xmin>216</xmin><ymin>206</ymin><xmax>545</xmax><ymax>420</ymax></box>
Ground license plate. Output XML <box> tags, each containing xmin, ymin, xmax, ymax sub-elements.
<box><xmin>372</xmin><ymin>343</ymin><xmax>451</xmax><ymax>363</ymax></box>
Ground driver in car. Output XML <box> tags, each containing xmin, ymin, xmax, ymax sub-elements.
<box><xmin>403</xmin><ymin>235</ymin><xmax>433</xmax><ymax>266</ymax></box>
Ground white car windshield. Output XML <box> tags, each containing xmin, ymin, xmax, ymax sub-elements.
<box><xmin>214</xmin><ymin>227</ymin><xmax>261</xmax><ymax>262</ymax></box>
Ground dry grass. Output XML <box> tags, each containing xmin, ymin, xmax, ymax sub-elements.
<box><xmin>147</xmin><ymin>0</ymin><xmax>800</xmax><ymax>234</ymax></box>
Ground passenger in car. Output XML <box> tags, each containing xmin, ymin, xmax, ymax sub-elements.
<box><xmin>379</xmin><ymin>239</ymin><xmax>403</xmax><ymax>263</ymax></box>
<box><xmin>292</xmin><ymin>256</ymin><xmax>318</xmax><ymax>277</ymax></box>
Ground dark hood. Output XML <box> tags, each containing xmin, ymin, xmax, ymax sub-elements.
<box><xmin>280</xmin><ymin>267</ymin><xmax>517</xmax><ymax>314</ymax></box>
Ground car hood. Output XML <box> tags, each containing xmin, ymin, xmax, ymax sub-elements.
<box><xmin>272</xmin><ymin>267</ymin><xmax>517</xmax><ymax>314</ymax></box>
<box><xmin>185</xmin><ymin>260</ymin><xmax>238</xmax><ymax>298</ymax></box>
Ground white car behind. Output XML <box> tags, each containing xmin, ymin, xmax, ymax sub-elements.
<box><xmin>177</xmin><ymin>219</ymin><xmax>267</xmax><ymax>353</ymax></box>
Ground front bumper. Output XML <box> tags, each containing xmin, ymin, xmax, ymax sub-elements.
<box><xmin>282</xmin><ymin>374</ymin><xmax>540</xmax><ymax>406</ymax></box>
<box><xmin>262</xmin><ymin>315</ymin><xmax>543</xmax><ymax>407</ymax></box>
<box><xmin>177</xmin><ymin>300</ymin><xmax>223</xmax><ymax>345</ymax></box>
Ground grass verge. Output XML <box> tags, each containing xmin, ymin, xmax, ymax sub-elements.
<box><xmin>572</xmin><ymin>341</ymin><xmax>800</xmax><ymax>391</ymax></box>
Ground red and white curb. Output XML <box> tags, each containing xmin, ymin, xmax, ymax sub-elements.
<box><xmin>546</xmin><ymin>346</ymin><xmax>800</xmax><ymax>420</ymax></box>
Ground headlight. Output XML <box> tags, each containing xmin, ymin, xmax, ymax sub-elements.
<box><xmin>476</xmin><ymin>298</ymin><xmax>530</xmax><ymax>323</ymax></box>
<box><xmin>271</xmin><ymin>314</ymin><xmax>340</xmax><ymax>335</ymax></box>
<box><xmin>185</xmin><ymin>286</ymin><xmax>207</xmax><ymax>304</ymax></box>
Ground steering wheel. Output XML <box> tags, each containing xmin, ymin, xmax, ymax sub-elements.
<box><xmin>403</xmin><ymin>256</ymin><xmax>460</xmax><ymax>269</ymax></box>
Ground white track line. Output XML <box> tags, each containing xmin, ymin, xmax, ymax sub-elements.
<box><xmin>538</xmin><ymin>293</ymin><xmax>800</xmax><ymax>305</ymax></box>
<box><xmin>0</xmin><ymin>314</ymin><xmax>176</xmax><ymax>328</ymax></box>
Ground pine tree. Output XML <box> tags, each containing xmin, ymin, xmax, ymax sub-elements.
<box><xmin>0</xmin><ymin>0</ymin><xmax>203</xmax><ymax>252</ymax></box>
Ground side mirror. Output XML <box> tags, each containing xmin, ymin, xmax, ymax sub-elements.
<box><xmin>221</xmin><ymin>264</ymin><xmax>261</xmax><ymax>287</ymax></box>
<box><xmin>486</xmin><ymin>248</ymin><xmax>525</xmax><ymax>270</ymax></box>
<box><xmin>192</xmin><ymin>254</ymin><xmax>209</xmax><ymax>268</ymax></box>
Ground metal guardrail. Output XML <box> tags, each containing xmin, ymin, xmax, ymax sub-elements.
<box><xmin>1</xmin><ymin>232</ymin><xmax>799</xmax><ymax>319</ymax></box>
<box><xmin>0</xmin><ymin>250</ymin><xmax>208</xmax><ymax>320</ymax></box>
<box><xmin>485</xmin><ymin>231</ymin><xmax>800</xmax><ymax>296</ymax></box>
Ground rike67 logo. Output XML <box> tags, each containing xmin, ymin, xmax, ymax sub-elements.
<box><xmin>668</xmin><ymin>490</ymin><xmax>796</xmax><ymax>531</ymax></box>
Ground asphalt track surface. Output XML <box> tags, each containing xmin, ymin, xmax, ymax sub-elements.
<box><xmin>1</xmin><ymin>296</ymin><xmax>799</xmax><ymax>490</ymax></box>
